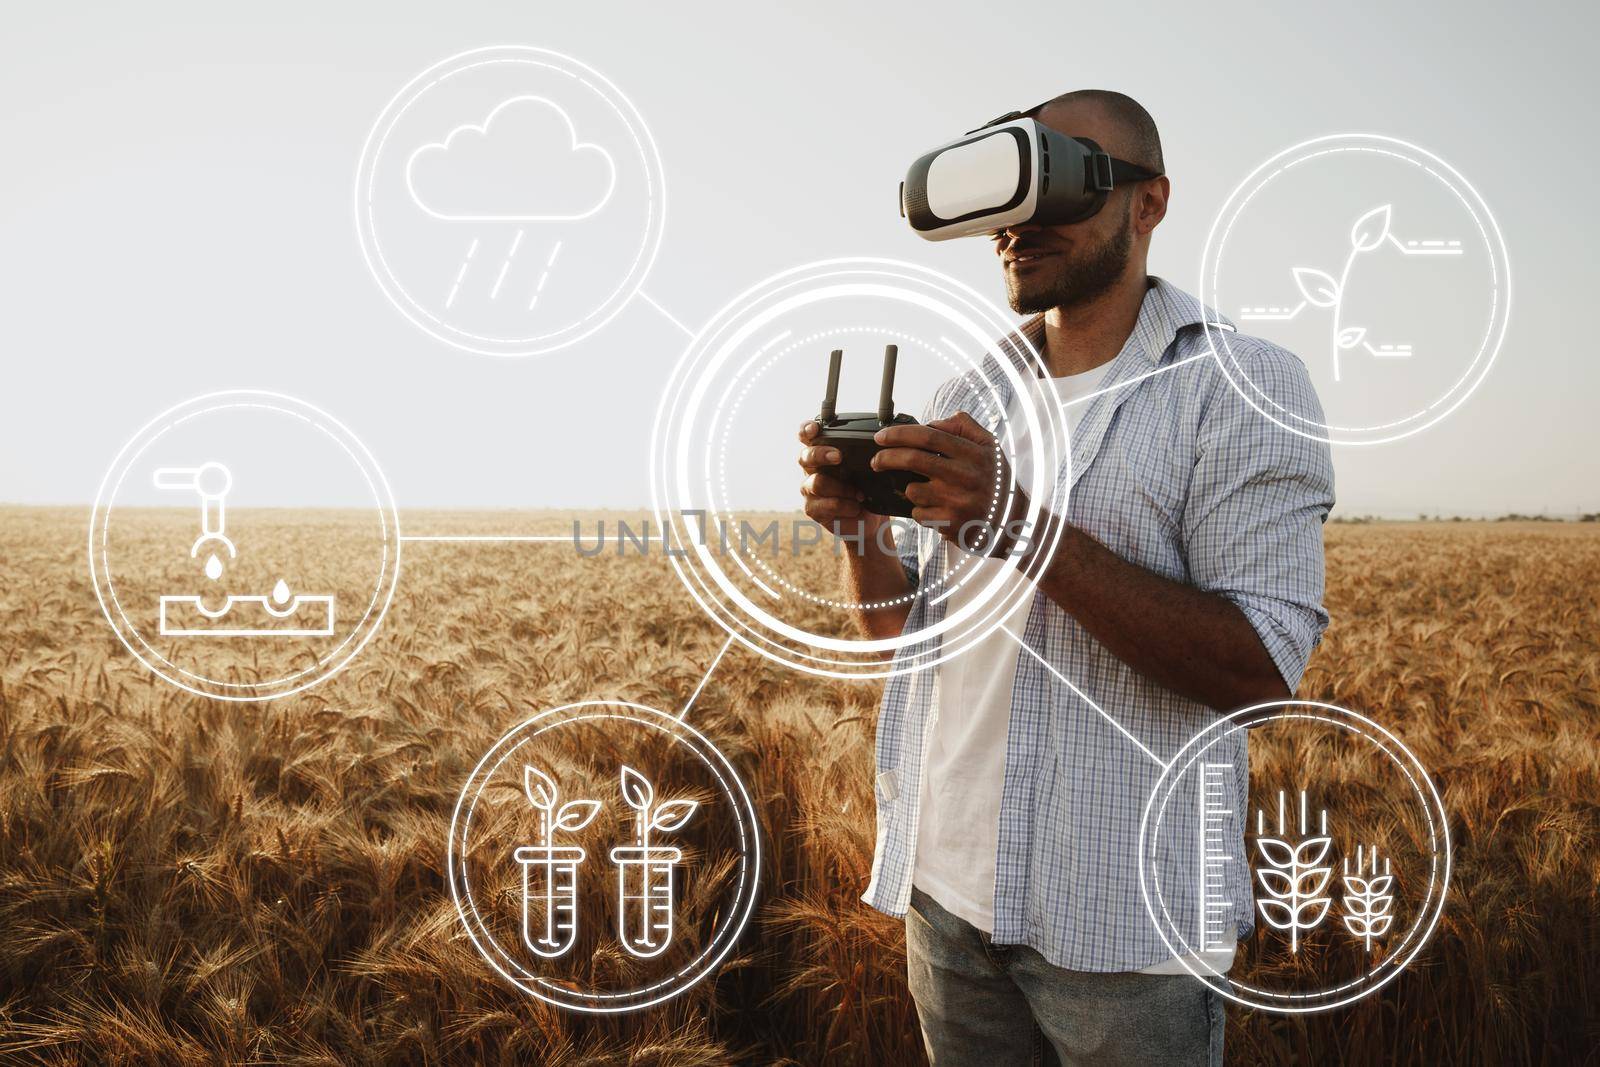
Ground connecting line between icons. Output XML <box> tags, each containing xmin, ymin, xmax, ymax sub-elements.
<box><xmin>400</xmin><ymin>526</ymin><xmax>727</xmax><ymax>719</ymax></box>
<box><xmin>639</xmin><ymin>289</ymin><xmax>697</xmax><ymax>340</ymax></box>
<box><xmin>1057</xmin><ymin>350</ymin><xmax>1212</xmax><ymax>411</ymax></box>
<box><xmin>399</xmin><ymin>533</ymin><xmax>671</xmax><ymax>544</ymax></box>
<box><xmin>678</xmin><ymin>634</ymin><xmax>734</xmax><ymax>720</ymax></box>
<box><xmin>1001</xmin><ymin>624</ymin><xmax>1168</xmax><ymax>770</ymax></box>
<box><xmin>402</xmin><ymin>534</ymin><xmax>572</xmax><ymax>542</ymax></box>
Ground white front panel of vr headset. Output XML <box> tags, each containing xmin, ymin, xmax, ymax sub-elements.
<box><xmin>922</xmin><ymin>122</ymin><xmax>1039</xmax><ymax>239</ymax></box>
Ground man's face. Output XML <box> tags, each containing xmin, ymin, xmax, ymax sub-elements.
<box><xmin>992</xmin><ymin>102</ymin><xmax>1145</xmax><ymax>315</ymax></box>
<box><xmin>995</xmin><ymin>194</ymin><xmax>1134</xmax><ymax>314</ymax></box>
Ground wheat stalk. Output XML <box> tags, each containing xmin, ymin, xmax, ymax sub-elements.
<box><xmin>1341</xmin><ymin>844</ymin><xmax>1396</xmax><ymax>952</ymax></box>
<box><xmin>1254</xmin><ymin>789</ymin><xmax>1334</xmax><ymax>954</ymax></box>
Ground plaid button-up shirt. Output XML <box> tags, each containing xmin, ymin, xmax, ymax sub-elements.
<box><xmin>863</xmin><ymin>277</ymin><xmax>1335</xmax><ymax>972</ymax></box>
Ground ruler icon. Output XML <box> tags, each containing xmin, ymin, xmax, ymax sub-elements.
<box><xmin>1199</xmin><ymin>762</ymin><xmax>1237</xmax><ymax>952</ymax></box>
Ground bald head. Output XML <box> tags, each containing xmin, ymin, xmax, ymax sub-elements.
<box><xmin>1028</xmin><ymin>90</ymin><xmax>1163</xmax><ymax>176</ymax></box>
<box><xmin>994</xmin><ymin>90</ymin><xmax>1170</xmax><ymax>316</ymax></box>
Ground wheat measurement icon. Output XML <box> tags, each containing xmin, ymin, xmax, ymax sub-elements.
<box><xmin>1254</xmin><ymin>790</ymin><xmax>1334</xmax><ymax>953</ymax></box>
<box><xmin>1341</xmin><ymin>844</ymin><xmax>1396</xmax><ymax>952</ymax></box>
<box><xmin>1197</xmin><ymin>762</ymin><xmax>1238</xmax><ymax>953</ymax></box>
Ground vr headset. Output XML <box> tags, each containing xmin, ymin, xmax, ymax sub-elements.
<box><xmin>900</xmin><ymin>106</ymin><xmax>1162</xmax><ymax>241</ymax></box>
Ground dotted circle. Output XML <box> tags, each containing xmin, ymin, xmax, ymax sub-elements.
<box><xmin>88</xmin><ymin>391</ymin><xmax>401</xmax><ymax>702</ymax></box>
<box><xmin>708</xmin><ymin>327</ymin><xmax>1013</xmax><ymax>612</ymax></box>
<box><xmin>354</xmin><ymin>47</ymin><xmax>665</xmax><ymax>357</ymax></box>
<box><xmin>1137</xmin><ymin>701</ymin><xmax>1452</xmax><ymax>1014</ymax></box>
<box><xmin>649</xmin><ymin>258</ymin><xmax>1073</xmax><ymax>679</ymax></box>
<box><xmin>1201</xmin><ymin>135</ymin><xmax>1509</xmax><ymax>445</ymax></box>
<box><xmin>447</xmin><ymin>701</ymin><xmax>760</xmax><ymax>1014</ymax></box>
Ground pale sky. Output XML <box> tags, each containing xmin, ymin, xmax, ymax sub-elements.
<box><xmin>3</xmin><ymin>0</ymin><xmax>1595</xmax><ymax>517</ymax></box>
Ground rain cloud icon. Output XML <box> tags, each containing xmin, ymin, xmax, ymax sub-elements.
<box><xmin>405</xmin><ymin>96</ymin><xmax>617</xmax><ymax>222</ymax></box>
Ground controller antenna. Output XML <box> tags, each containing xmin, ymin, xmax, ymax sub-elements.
<box><xmin>877</xmin><ymin>344</ymin><xmax>899</xmax><ymax>424</ymax></box>
<box><xmin>820</xmin><ymin>348</ymin><xmax>842</xmax><ymax>422</ymax></box>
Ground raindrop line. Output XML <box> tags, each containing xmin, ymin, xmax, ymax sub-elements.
<box><xmin>528</xmin><ymin>240</ymin><xmax>563</xmax><ymax>311</ymax></box>
<box><xmin>489</xmin><ymin>229</ymin><xmax>524</xmax><ymax>300</ymax></box>
<box><xmin>445</xmin><ymin>238</ymin><xmax>481</xmax><ymax>309</ymax></box>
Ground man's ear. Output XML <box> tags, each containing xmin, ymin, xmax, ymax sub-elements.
<box><xmin>1133</xmin><ymin>176</ymin><xmax>1170</xmax><ymax>236</ymax></box>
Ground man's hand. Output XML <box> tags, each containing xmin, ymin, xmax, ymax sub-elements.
<box><xmin>872</xmin><ymin>412</ymin><xmax>1020</xmax><ymax>551</ymax></box>
<box><xmin>796</xmin><ymin>421</ymin><xmax>910</xmax><ymax>643</ymax></box>
<box><xmin>797</xmin><ymin>421</ymin><xmax>891</xmax><ymax>541</ymax></box>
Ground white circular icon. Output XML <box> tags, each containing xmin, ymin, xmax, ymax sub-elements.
<box><xmin>88</xmin><ymin>390</ymin><xmax>400</xmax><ymax>701</ymax></box>
<box><xmin>1138</xmin><ymin>700</ymin><xmax>1451</xmax><ymax>1013</ymax></box>
<box><xmin>651</xmin><ymin>258</ymin><xmax>1072</xmax><ymax>680</ymax></box>
<box><xmin>1201</xmin><ymin>134</ymin><xmax>1509</xmax><ymax>445</ymax></box>
<box><xmin>355</xmin><ymin>46</ymin><xmax>665</xmax><ymax>357</ymax></box>
<box><xmin>447</xmin><ymin>701</ymin><xmax>759</xmax><ymax>1013</ymax></box>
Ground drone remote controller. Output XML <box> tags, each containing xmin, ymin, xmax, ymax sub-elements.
<box><xmin>813</xmin><ymin>345</ymin><xmax>927</xmax><ymax>518</ymax></box>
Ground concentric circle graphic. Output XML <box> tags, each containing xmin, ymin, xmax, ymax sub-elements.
<box><xmin>88</xmin><ymin>390</ymin><xmax>401</xmax><ymax>701</ymax></box>
<box><xmin>447</xmin><ymin>701</ymin><xmax>760</xmax><ymax>1013</ymax></box>
<box><xmin>1201</xmin><ymin>133</ymin><xmax>1509</xmax><ymax>445</ymax></box>
<box><xmin>1138</xmin><ymin>700</ymin><xmax>1451</xmax><ymax>1013</ymax></box>
<box><xmin>355</xmin><ymin>46</ymin><xmax>665</xmax><ymax>357</ymax></box>
<box><xmin>650</xmin><ymin>258</ymin><xmax>1072</xmax><ymax>679</ymax></box>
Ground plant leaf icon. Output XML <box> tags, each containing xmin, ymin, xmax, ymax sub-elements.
<box><xmin>524</xmin><ymin>765</ymin><xmax>557</xmax><ymax>810</ymax></box>
<box><xmin>1255</xmin><ymin>836</ymin><xmax>1296</xmax><ymax>869</ymax></box>
<box><xmin>620</xmin><ymin>765</ymin><xmax>653</xmax><ymax>811</ymax></box>
<box><xmin>554</xmin><ymin>798</ymin><xmax>601</xmax><ymax>832</ymax></box>
<box><xmin>1336</xmin><ymin>326</ymin><xmax>1368</xmax><ymax>350</ymax></box>
<box><xmin>1257</xmin><ymin>897</ymin><xmax>1298</xmax><ymax>930</ymax></box>
<box><xmin>1256</xmin><ymin>865</ymin><xmax>1295</xmax><ymax>898</ymax></box>
<box><xmin>1295</xmin><ymin>835</ymin><xmax>1333</xmax><ymax>868</ymax></box>
<box><xmin>649</xmin><ymin>799</ymin><xmax>698</xmax><ymax>833</ymax></box>
<box><xmin>1297</xmin><ymin>863</ymin><xmax>1333</xmax><ymax>899</ymax></box>
<box><xmin>1350</xmin><ymin>204</ymin><xmax>1393</xmax><ymax>252</ymax></box>
<box><xmin>1296</xmin><ymin>896</ymin><xmax>1333</xmax><ymax>929</ymax></box>
<box><xmin>1292</xmin><ymin>267</ymin><xmax>1341</xmax><ymax>309</ymax></box>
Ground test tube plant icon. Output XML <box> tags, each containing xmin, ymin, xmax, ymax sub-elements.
<box><xmin>513</xmin><ymin>766</ymin><xmax>601</xmax><ymax>959</ymax></box>
<box><xmin>610</xmin><ymin>765</ymin><xmax>698</xmax><ymax>959</ymax></box>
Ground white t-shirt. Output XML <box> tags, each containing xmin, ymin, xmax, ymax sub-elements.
<box><xmin>911</xmin><ymin>363</ymin><xmax>1236</xmax><ymax>977</ymax></box>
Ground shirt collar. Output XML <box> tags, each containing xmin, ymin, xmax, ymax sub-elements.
<box><xmin>1014</xmin><ymin>276</ymin><xmax>1229</xmax><ymax>368</ymax></box>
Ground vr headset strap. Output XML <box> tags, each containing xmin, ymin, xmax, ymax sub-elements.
<box><xmin>1097</xmin><ymin>155</ymin><xmax>1162</xmax><ymax>189</ymax></box>
<box><xmin>980</xmin><ymin>104</ymin><xmax>1165</xmax><ymax>187</ymax></box>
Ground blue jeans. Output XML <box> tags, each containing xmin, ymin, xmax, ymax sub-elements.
<box><xmin>905</xmin><ymin>888</ymin><xmax>1225</xmax><ymax>1066</ymax></box>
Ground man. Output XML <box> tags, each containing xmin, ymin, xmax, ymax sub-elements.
<box><xmin>797</xmin><ymin>91</ymin><xmax>1334</xmax><ymax>1064</ymax></box>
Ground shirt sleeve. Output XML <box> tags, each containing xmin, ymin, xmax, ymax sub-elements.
<box><xmin>1183</xmin><ymin>343</ymin><xmax>1336</xmax><ymax>692</ymax></box>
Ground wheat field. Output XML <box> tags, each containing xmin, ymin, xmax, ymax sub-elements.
<box><xmin>1</xmin><ymin>507</ymin><xmax>1596</xmax><ymax>1064</ymax></box>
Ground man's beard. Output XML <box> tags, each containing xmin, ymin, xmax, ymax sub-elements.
<box><xmin>1005</xmin><ymin>203</ymin><xmax>1134</xmax><ymax>315</ymax></box>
